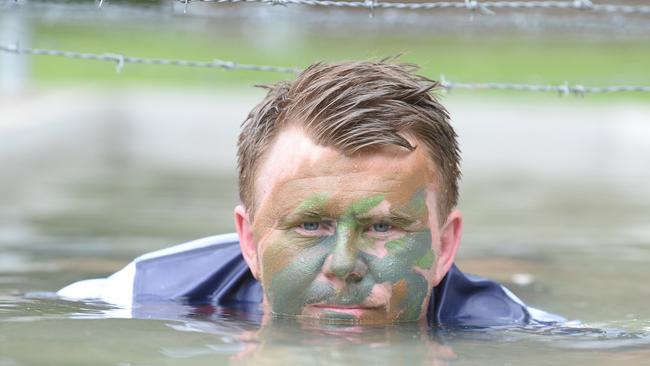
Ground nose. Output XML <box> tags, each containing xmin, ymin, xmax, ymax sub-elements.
<box><xmin>323</xmin><ymin>228</ymin><xmax>368</xmax><ymax>284</ymax></box>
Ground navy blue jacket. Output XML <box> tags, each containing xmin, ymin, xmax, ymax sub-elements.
<box><xmin>58</xmin><ymin>234</ymin><xmax>563</xmax><ymax>326</ymax></box>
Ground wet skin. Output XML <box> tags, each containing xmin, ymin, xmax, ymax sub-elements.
<box><xmin>235</xmin><ymin>127</ymin><xmax>462</xmax><ymax>324</ymax></box>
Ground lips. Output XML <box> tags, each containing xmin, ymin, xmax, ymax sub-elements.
<box><xmin>300</xmin><ymin>302</ymin><xmax>389</xmax><ymax>323</ymax></box>
<box><xmin>309</xmin><ymin>303</ymin><xmax>383</xmax><ymax>311</ymax></box>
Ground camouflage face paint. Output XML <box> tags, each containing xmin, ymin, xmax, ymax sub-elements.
<box><xmin>362</xmin><ymin>230</ymin><xmax>433</xmax><ymax>322</ymax></box>
<box><xmin>260</xmin><ymin>191</ymin><xmax>436</xmax><ymax>324</ymax></box>
<box><xmin>250</xmin><ymin>129</ymin><xmax>447</xmax><ymax>324</ymax></box>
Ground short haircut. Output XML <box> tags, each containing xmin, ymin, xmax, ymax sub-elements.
<box><xmin>237</xmin><ymin>59</ymin><xmax>461</xmax><ymax>224</ymax></box>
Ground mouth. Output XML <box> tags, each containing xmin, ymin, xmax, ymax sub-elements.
<box><xmin>310</xmin><ymin>304</ymin><xmax>379</xmax><ymax>310</ymax></box>
<box><xmin>306</xmin><ymin>303</ymin><xmax>384</xmax><ymax>317</ymax></box>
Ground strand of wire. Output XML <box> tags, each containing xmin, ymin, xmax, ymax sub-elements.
<box><xmin>0</xmin><ymin>43</ymin><xmax>301</xmax><ymax>74</ymax></box>
<box><xmin>2</xmin><ymin>44</ymin><xmax>649</xmax><ymax>96</ymax></box>
<box><xmin>169</xmin><ymin>0</ymin><xmax>650</xmax><ymax>15</ymax></box>
<box><xmin>6</xmin><ymin>0</ymin><xmax>650</xmax><ymax>16</ymax></box>
<box><xmin>438</xmin><ymin>76</ymin><xmax>650</xmax><ymax>96</ymax></box>
<box><xmin>5</xmin><ymin>1</ymin><xmax>650</xmax><ymax>37</ymax></box>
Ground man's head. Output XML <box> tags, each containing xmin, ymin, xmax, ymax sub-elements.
<box><xmin>234</xmin><ymin>60</ymin><xmax>463</xmax><ymax>324</ymax></box>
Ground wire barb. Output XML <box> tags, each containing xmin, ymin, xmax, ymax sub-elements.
<box><xmin>103</xmin><ymin>53</ymin><xmax>125</xmax><ymax>73</ymax></box>
<box><xmin>464</xmin><ymin>0</ymin><xmax>494</xmax><ymax>15</ymax></box>
<box><xmin>365</xmin><ymin>0</ymin><xmax>376</xmax><ymax>18</ymax></box>
<box><xmin>558</xmin><ymin>81</ymin><xmax>570</xmax><ymax>96</ymax></box>
<box><xmin>9</xmin><ymin>40</ymin><xmax>21</xmax><ymax>53</ymax></box>
<box><xmin>212</xmin><ymin>58</ymin><xmax>237</xmax><ymax>69</ymax></box>
<box><xmin>572</xmin><ymin>84</ymin><xmax>586</xmax><ymax>97</ymax></box>
<box><xmin>573</xmin><ymin>0</ymin><xmax>594</xmax><ymax>10</ymax></box>
<box><xmin>438</xmin><ymin>74</ymin><xmax>452</xmax><ymax>91</ymax></box>
<box><xmin>269</xmin><ymin>0</ymin><xmax>288</xmax><ymax>6</ymax></box>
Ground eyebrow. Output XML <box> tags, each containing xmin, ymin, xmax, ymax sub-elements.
<box><xmin>355</xmin><ymin>210</ymin><xmax>418</xmax><ymax>227</ymax></box>
<box><xmin>278</xmin><ymin>208</ymin><xmax>330</xmax><ymax>228</ymax></box>
<box><xmin>294</xmin><ymin>209</ymin><xmax>326</xmax><ymax>219</ymax></box>
<box><xmin>280</xmin><ymin>202</ymin><xmax>422</xmax><ymax>227</ymax></box>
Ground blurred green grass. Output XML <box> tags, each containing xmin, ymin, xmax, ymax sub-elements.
<box><xmin>29</xmin><ymin>21</ymin><xmax>650</xmax><ymax>100</ymax></box>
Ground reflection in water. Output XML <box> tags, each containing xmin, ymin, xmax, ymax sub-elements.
<box><xmin>228</xmin><ymin>321</ymin><xmax>455</xmax><ymax>366</ymax></box>
<box><xmin>133</xmin><ymin>301</ymin><xmax>650</xmax><ymax>361</ymax></box>
<box><xmin>1</xmin><ymin>294</ymin><xmax>650</xmax><ymax>365</ymax></box>
<box><xmin>130</xmin><ymin>302</ymin><xmax>456</xmax><ymax>365</ymax></box>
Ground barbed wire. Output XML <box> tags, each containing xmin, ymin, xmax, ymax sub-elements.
<box><xmin>1</xmin><ymin>43</ymin><xmax>649</xmax><ymax>96</ymax></box>
<box><xmin>438</xmin><ymin>75</ymin><xmax>650</xmax><ymax>96</ymax></box>
<box><xmin>167</xmin><ymin>0</ymin><xmax>650</xmax><ymax>15</ymax></box>
<box><xmin>5</xmin><ymin>2</ymin><xmax>650</xmax><ymax>40</ymax></box>
<box><xmin>0</xmin><ymin>43</ymin><xmax>301</xmax><ymax>74</ymax></box>
<box><xmin>7</xmin><ymin>0</ymin><xmax>649</xmax><ymax>15</ymax></box>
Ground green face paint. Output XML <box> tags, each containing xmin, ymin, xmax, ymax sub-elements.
<box><xmin>405</xmin><ymin>188</ymin><xmax>428</xmax><ymax>218</ymax></box>
<box><xmin>260</xmin><ymin>189</ymin><xmax>436</xmax><ymax>324</ymax></box>
<box><xmin>296</xmin><ymin>192</ymin><xmax>331</xmax><ymax>213</ymax></box>
<box><xmin>346</xmin><ymin>195</ymin><xmax>384</xmax><ymax>216</ymax></box>
<box><xmin>361</xmin><ymin>230</ymin><xmax>433</xmax><ymax>321</ymax></box>
<box><xmin>415</xmin><ymin>250</ymin><xmax>434</xmax><ymax>270</ymax></box>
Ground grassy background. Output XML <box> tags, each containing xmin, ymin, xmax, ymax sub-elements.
<box><xmin>15</xmin><ymin>11</ymin><xmax>650</xmax><ymax>101</ymax></box>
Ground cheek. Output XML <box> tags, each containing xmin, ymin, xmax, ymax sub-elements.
<box><xmin>367</xmin><ymin>231</ymin><xmax>434</xmax><ymax>281</ymax></box>
<box><xmin>364</xmin><ymin>231</ymin><xmax>435</xmax><ymax>321</ymax></box>
<box><xmin>395</xmin><ymin>271</ymin><xmax>430</xmax><ymax>321</ymax></box>
<box><xmin>258</xmin><ymin>231</ymin><xmax>299</xmax><ymax>282</ymax></box>
<box><xmin>261</xmin><ymin>235</ymin><xmax>335</xmax><ymax>315</ymax></box>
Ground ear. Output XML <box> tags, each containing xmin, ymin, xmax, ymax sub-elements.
<box><xmin>234</xmin><ymin>205</ymin><xmax>261</xmax><ymax>280</ymax></box>
<box><xmin>432</xmin><ymin>209</ymin><xmax>463</xmax><ymax>286</ymax></box>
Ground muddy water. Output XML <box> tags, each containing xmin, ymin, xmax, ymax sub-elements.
<box><xmin>1</xmin><ymin>91</ymin><xmax>649</xmax><ymax>365</ymax></box>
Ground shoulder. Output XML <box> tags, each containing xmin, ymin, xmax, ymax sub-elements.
<box><xmin>431</xmin><ymin>265</ymin><xmax>565</xmax><ymax>326</ymax></box>
<box><xmin>58</xmin><ymin>234</ymin><xmax>260</xmax><ymax>307</ymax></box>
<box><xmin>134</xmin><ymin>233</ymin><xmax>241</xmax><ymax>262</ymax></box>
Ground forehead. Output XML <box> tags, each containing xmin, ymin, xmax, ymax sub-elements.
<box><xmin>253</xmin><ymin>127</ymin><xmax>437</xmax><ymax>219</ymax></box>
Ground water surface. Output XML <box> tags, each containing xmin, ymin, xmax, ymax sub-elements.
<box><xmin>2</xmin><ymin>93</ymin><xmax>649</xmax><ymax>365</ymax></box>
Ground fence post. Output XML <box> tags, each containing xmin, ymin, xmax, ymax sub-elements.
<box><xmin>1</xmin><ymin>3</ymin><xmax>29</xmax><ymax>96</ymax></box>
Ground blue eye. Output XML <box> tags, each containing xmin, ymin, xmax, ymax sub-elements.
<box><xmin>302</xmin><ymin>222</ymin><xmax>320</xmax><ymax>231</ymax></box>
<box><xmin>372</xmin><ymin>223</ymin><xmax>391</xmax><ymax>232</ymax></box>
